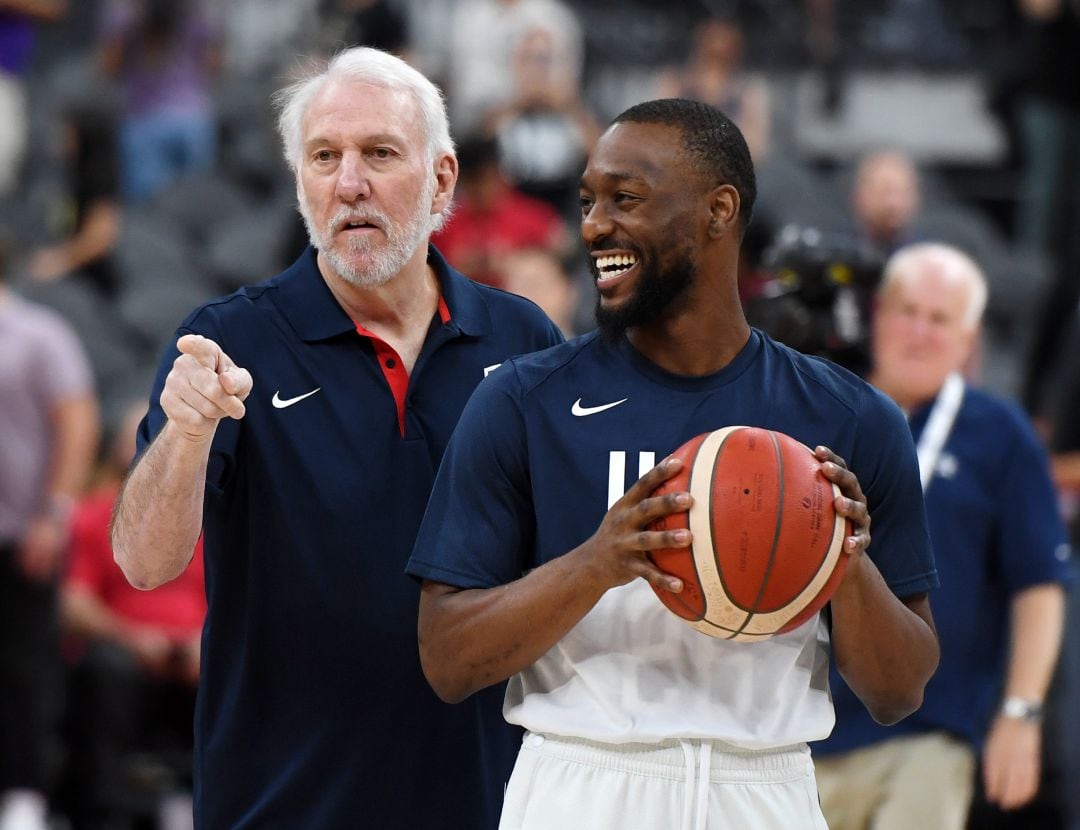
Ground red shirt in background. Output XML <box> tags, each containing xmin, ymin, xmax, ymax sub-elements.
<box><xmin>432</xmin><ymin>187</ymin><xmax>564</xmax><ymax>287</ymax></box>
<box><xmin>66</xmin><ymin>484</ymin><xmax>206</xmax><ymax>641</ymax></box>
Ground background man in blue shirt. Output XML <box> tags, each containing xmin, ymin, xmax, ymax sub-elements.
<box><xmin>814</xmin><ymin>243</ymin><xmax>1072</xmax><ymax>830</ymax></box>
<box><xmin>110</xmin><ymin>47</ymin><xmax>562</xmax><ymax>829</ymax></box>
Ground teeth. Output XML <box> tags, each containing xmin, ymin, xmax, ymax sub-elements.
<box><xmin>596</xmin><ymin>254</ymin><xmax>638</xmax><ymax>274</ymax></box>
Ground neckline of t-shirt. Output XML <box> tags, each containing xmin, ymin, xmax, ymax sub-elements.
<box><xmin>612</xmin><ymin>328</ymin><xmax>763</xmax><ymax>391</ymax></box>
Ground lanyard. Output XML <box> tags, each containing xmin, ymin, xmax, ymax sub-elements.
<box><xmin>915</xmin><ymin>372</ymin><xmax>965</xmax><ymax>493</ymax></box>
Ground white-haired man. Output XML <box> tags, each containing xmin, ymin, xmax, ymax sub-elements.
<box><xmin>111</xmin><ymin>47</ymin><xmax>563</xmax><ymax>829</ymax></box>
<box><xmin>813</xmin><ymin>243</ymin><xmax>1073</xmax><ymax>829</ymax></box>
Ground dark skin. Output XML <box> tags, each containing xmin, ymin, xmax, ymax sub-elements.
<box><xmin>419</xmin><ymin>121</ymin><xmax>939</xmax><ymax>724</ymax></box>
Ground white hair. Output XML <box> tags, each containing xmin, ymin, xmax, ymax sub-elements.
<box><xmin>272</xmin><ymin>46</ymin><xmax>455</xmax><ymax>173</ymax></box>
<box><xmin>880</xmin><ymin>242</ymin><xmax>989</xmax><ymax>329</ymax></box>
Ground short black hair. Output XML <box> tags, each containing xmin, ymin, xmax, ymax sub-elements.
<box><xmin>612</xmin><ymin>98</ymin><xmax>757</xmax><ymax>230</ymax></box>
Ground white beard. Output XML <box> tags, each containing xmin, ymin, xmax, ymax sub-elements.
<box><xmin>299</xmin><ymin>175</ymin><xmax>439</xmax><ymax>288</ymax></box>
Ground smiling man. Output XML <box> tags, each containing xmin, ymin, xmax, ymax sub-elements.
<box><xmin>407</xmin><ymin>99</ymin><xmax>940</xmax><ymax>829</ymax></box>
<box><xmin>109</xmin><ymin>47</ymin><xmax>562</xmax><ymax>829</ymax></box>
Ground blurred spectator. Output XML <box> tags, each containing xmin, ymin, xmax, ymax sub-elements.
<box><xmin>446</xmin><ymin>0</ymin><xmax>583</xmax><ymax>136</ymax></box>
<box><xmin>431</xmin><ymin>133</ymin><xmax>568</xmax><ymax>288</ymax></box>
<box><xmin>1014</xmin><ymin>0</ymin><xmax>1080</xmax><ymax>418</ymax></box>
<box><xmin>61</xmin><ymin>402</ymin><xmax>204</xmax><ymax>830</ymax></box>
<box><xmin>850</xmin><ymin>150</ymin><xmax>922</xmax><ymax>257</ymax></box>
<box><xmin>0</xmin><ymin>231</ymin><xmax>99</xmax><ymax>830</ymax></box>
<box><xmin>99</xmin><ymin>0</ymin><xmax>222</xmax><ymax>204</ymax></box>
<box><xmin>654</xmin><ymin>16</ymin><xmax>771</xmax><ymax>163</ymax></box>
<box><xmin>499</xmin><ymin>248</ymin><xmax>579</xmax><ymax>336</ymax></box>
<box><xmin>485</xmin><ymin>22</ymin><xmax>599</xmax><ymax>219</ymax></box>
<box><xmin>212</xmin><ymin>0</ymin><xmax>319</xmax><ymax>79</ymax></box>
<box><xmin>27</xmin><ymin>104</ymin><xmax>121</xmax><ymax>296</ymax></box>
<box><xmin>316</xmin><ymin>0</ymin><xmax>409</xmax><ymax>57</ymax></box>
<box><xmin>1050</xmin><ymin>328</ymin><xmax>1080</xmax><ymax>542</ymax></box>
<box><xmin>814</xmin><ymin>243</ymin><xmax>1072</xmax><ymax>830</ymax></box>
<box><xmin>0</xmin><ymin>0</ymin><xmax>67</xmax><ymax>196</ymax></box>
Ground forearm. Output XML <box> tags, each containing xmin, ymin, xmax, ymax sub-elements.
<box><xmin>111</xmin><ymin>421</ymin><xmax>212</xmax><ymax>590</ymax></box>
<box><xmin>46</xmin><ymin>396</ymin><xmax>100</xmax><ymax>509</ymax></box>
<box><xmin>61</xmin><ymin>588</ymin><xmax>126</xmax><ymax>641</ymax></box>
<box><xmin>419</xmin><ymin>548</ymin><xmax>611</xmax><ymax>703</ymax></box>
<box><xmin>1002</xmin><ymin>583</ymin><xmax>1065</xmax><ymax>701</ymax></box>
<box><xmin>830</xmin><ymin>554</ymin><xmax>939</xmax><ymax>724</ymax></box>
<box><xmin>0</xmin><ymin>0</ymin><xmax>66</xmax><ymax>21</ymax></box>
<box><xmin>1051</xmin><ymin>452</ymin><xmax>1080</xmax><ymax>489</ymax></box>
<box><xmin>56</xmin><ymin>202</ymin><xmax>120</xmax><ymax>273</ymax></box>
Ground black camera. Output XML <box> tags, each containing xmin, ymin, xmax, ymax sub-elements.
<box><xmin>746</xmin><ymin>225</ymin><xmax>885</xmax><ymax>375</ymax></box>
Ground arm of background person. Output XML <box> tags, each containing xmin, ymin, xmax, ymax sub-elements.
<box><xmin>29</xmin><ymin>200</ymin><xmax>121</xmax><ymax>283</ymax></box>
<box><xmin>981</xmin><ymin>583</ymin><xmax>1066</xmax><ymax>810</ymax></box>
<box><xmin>1051</xmin><ymin>452</ymin><xmax>1080</xmax><ymax>489</ymax></box>
<box><xmin>61</xmin><ymin>584</ymin><xmax>175</xmax><ymax>674</ymax></box>
<box><xmin>1020</xmin><ymin>0</ymin><xmax>1062</xmax><ymax>21</ymax></box>
<box><xmin>0</xmin><ymin>0</ymin><xmax>67</xmax><ymax>21</ymax></box>
<box><xmin>17</xmin><ymin>394</ymin><xmax>99</xmax><ymax>581</ymax></box>
<box><xmin>111</xmin><ymin>335</ymin><xmax>250</xmax><ymax>590</ymax></box>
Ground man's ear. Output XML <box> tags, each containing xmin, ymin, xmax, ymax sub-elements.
<box><xmin>708</xmin><ymin>184</ymin><xmax>740</xmax><ymax>239</ymax></box>
<box><xmin>431</xmin><ymin>152</ymin><xmax>459</xmax><ymax>215</ymax></box>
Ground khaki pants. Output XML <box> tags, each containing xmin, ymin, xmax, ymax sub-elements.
<box><xmin>815</xmin><ymin>732</ymin><xmax>975</xmax><ymax>830</ymax></box>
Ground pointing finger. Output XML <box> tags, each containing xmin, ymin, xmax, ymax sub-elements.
<box><xmin>177</xmin><ymin>334</ymin><xmax>223</xmax><ymax>371</ymax></box>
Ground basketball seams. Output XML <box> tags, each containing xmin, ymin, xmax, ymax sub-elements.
<box><xmin>689</xmin><ymin>427</ymin><xmax>756</xmax><ymax>636</ymax></box>
<box><xmin>654</xmin><ymin>425</ymin><xmax>849</xmax><ymax>642</ymax></box>
<box><xmin>726</xmin><ymin>430</ymin><xmax>785</xmax><ymax>638</ymax></box>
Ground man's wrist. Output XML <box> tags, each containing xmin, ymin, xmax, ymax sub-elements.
<box><xmin>1000</xmin><ymin>696</ymin><xmax>1044</xmax><ymax>724</ymax></box>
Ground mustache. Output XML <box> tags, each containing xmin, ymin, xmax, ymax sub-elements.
<box><xmin>587</xmin><ymin>240</ymin><xmax>637</xmax><ymax>254</ymax></box>
<box><xmin>328</xmin><ymin>206</ymin><xmax>390</xmax><ymax>234</ymax></box>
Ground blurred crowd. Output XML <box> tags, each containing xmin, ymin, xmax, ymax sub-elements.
<box><xmin>1</xmin><ymin>0</ymin><xmax>1079</xmax><ymax>828</ymax></box>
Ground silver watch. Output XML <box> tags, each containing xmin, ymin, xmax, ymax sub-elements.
<box><xmin>1000</xmin><ymin>697</ymin><xmax>1044</xmax><ymax>723</ymax></box>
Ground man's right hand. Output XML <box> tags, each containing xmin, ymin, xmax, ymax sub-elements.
<box><xmin>578</xmin><ymin>455</ymin><xmax>693</xmax><ymax>596</ymax></box>
<box><xmin>161</xmin><ymin>334</ymin><xmax>253</xmax><ymax>442</ymax></box>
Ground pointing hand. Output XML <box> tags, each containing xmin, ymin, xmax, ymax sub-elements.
<box><xmin>160</xmin><ymin>334</ymin><xmax>253</xmax><ymax>443</ymax></box>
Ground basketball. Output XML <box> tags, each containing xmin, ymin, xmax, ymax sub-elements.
<box><xmin>647</xmin><ymin>426</ymin><xmax>850</xmax><ymax>641</ymax></box>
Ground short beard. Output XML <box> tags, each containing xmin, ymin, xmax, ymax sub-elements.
<box><xmin>299</xmin><ymin>176</ymin><xmax>439</xmax><ymax>288</ymax></box>
<box><xmin>595</xmin><ymin>249</ymin><xmax>696</xmax><ymax>344</ymax></box>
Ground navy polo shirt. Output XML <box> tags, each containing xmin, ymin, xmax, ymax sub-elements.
<box><xmin>816</xmin><ymin>386</ymin><xmax>1073</xmax><ymax>757</ymax></box>
<box><xmin>137</xmin><ymin>246</ymin><xmax>563</xmax><ymax>829</ymax></box>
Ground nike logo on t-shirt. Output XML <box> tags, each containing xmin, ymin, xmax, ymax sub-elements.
<box><xmin>571</xmin><ymin>397</ymin><xmax>628</xmax><ymax>417</ymax></box>
<box><xmin>272</xmin><ymin>388</ymin><xmax>321</xmax><ymax>409</ymax></box>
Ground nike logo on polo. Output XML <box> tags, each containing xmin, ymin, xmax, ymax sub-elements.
<box><xmin>571</xmin><ymin>397</ymin><xmax>628</xmax><ymax>417</ymax></box>
<box><xmin>271</xmin><ymin>388</ymin><xmax>321</xmax><ymax>409</ymax></box>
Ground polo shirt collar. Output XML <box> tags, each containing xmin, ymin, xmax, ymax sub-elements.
<box><xmin>273</xmin><ymin>244</ymin><xmax>492</xmax><ymax>342</ymax></box>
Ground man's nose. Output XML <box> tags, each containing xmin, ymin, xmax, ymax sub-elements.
<box><xmin>581</xmin><ymin>202</ymin><xmax>612</xmax><ymax>245</ymax></box>
<box><xmin>336</xmin><ymin>153</ymin><xmax>372</xmax><ymax>202</ymax></box>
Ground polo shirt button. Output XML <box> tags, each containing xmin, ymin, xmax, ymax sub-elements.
<box><xmin>525</xmin><ymin>733</ymin><xmax>545</xmax><ymax>748</ymax></box>
<box><xmin>385</xmin><ymin>358</ymin><xmax>396</xmax><ymax>369</ymax></box>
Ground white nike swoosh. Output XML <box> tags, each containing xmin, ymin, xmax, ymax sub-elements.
<box><xmin>571</xmin><ymin>397</ymin><xmax>628</xmax><ymax>417</ymax></box>
<box><xmin>271</xmin><ymin>388</ymin><xmax>321</xmax><ymax>409</ymax></box>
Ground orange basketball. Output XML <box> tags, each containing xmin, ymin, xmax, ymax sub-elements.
<box><xmin>647</xmin><ymin>426</ymin><xmax>850</xmax><ymax>641</ymax></box>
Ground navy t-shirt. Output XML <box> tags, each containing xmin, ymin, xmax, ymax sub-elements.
<box><xmin>137</xmin><ymin>246</ymin><xmax>563</xmax><ymax>829</ymax></box>
<box><xmin>817</xmin><ymin>386</ymin><xmax>1073</xmax><ymax>755</ymax></box>
<box><xmin>408</xmin><ymin>330</ymin><xmax>937</xmax><ymax>734</ymax></box>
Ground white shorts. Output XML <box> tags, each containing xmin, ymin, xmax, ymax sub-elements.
<box><xmin>499</xmin><ymin>732</ymin><xmax>829</xmax><ymax>830</ymax></box>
